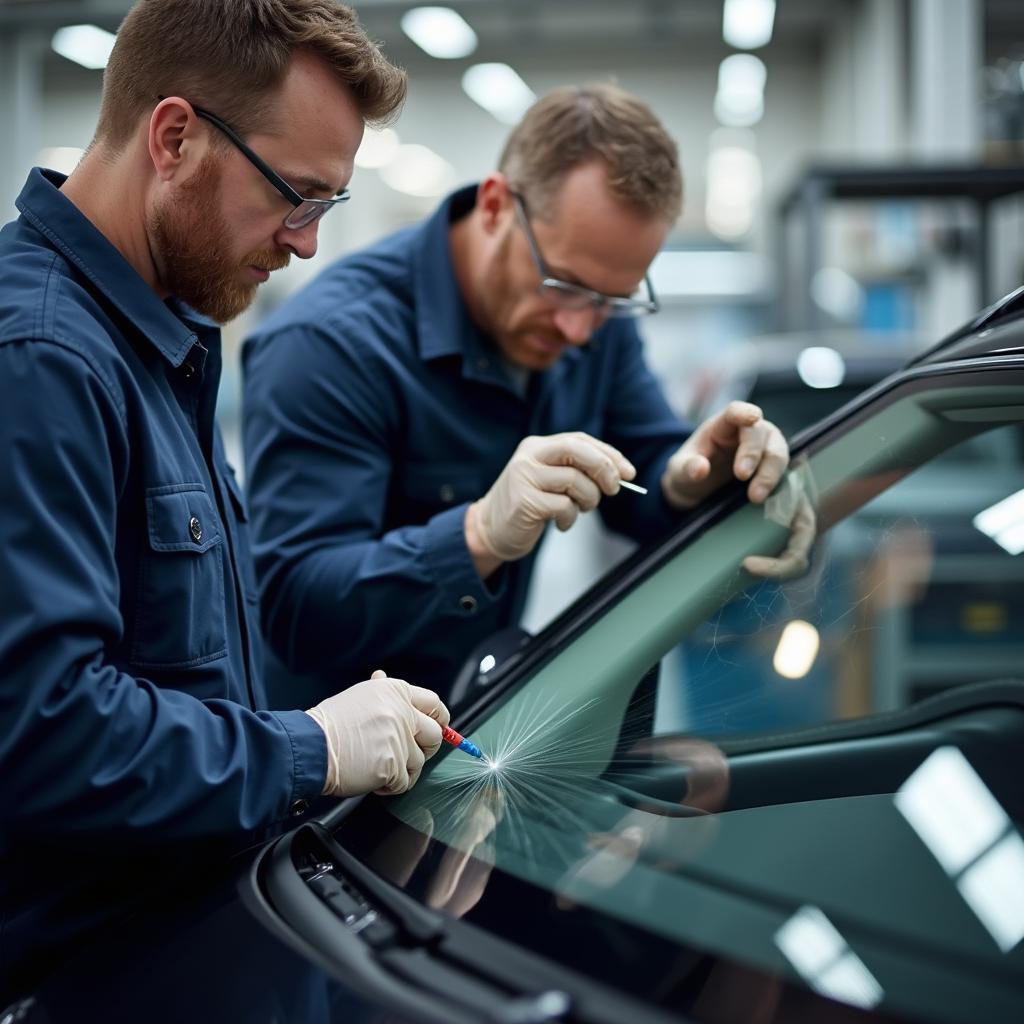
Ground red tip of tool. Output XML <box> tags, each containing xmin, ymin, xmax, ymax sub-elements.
<box><xmin>442</xmin><ymin>725</ymin><xmax>464</xmax><ymax>747</ymax></box>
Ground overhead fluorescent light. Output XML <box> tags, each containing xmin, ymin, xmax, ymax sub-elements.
<box><xmin>462</xmin><ymin>63</ymin><xmax>536</xmax><ymax>125</ymax></box>
<box><xmin>723</xmin><ymin>0</ymin><xmax>777</xmax><ymax>50</ymax></box>
<box><xmin>354</xmin><ymin>127</ymin><xmax>400</xmax><ymax>169</ymax></box>
<box><xmin>51</xmin><ymin>24</ymin><xmax>116</xmax><ymax>70</ymax></box>
<box><xmin>401</xmin><ymin>6</ymin><xmax>478</xmax><ymax>60</ymax></box>
<box><xmin>379</xmin><ymin>143</ymin><xmax>455</xmax><ymax>198</ymax></box>
<box><xmin>705</xmin><ymin>141</ymin><xmax>762</xmax><ymax>239</ymax></box>
<box><xmin>714</xmin><ymin>53</ymin><xmax>767</xmax><ymax>128</ymax></box>
<box><xmin>772</xmin><ymin>620</ymin><xmax>820</xmax><ymax>680</ymax></box>
<box><xmin>796</xmin><ymin>347</ymin><xmax>846</xmax><ymax>389</ymax></box>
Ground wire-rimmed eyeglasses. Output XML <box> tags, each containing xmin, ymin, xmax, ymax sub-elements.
<box><xmin>511</xmin><ymin>192</ymin><xmax>659</xmax><ymax>319</ymax></box>
<box><xmin>181</xmin><ymin>101</ymin><xmax>351</xmax><ymax>230</ymax></box>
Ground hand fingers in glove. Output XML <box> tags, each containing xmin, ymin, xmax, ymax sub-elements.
<box><xmin>534</xmin><ymin>463</ymin><xmax>603</xmax><ymax>512</ymax></box>
<box><xmin>412</xmin><ymin>708</ymin><xmax>444</xmax><ymax>759</ymax></box>
<box><xmin>533</xmin><ymin>434</ymin><xmax>633</xmax><ymax>495</ymax></box>
<box><xmin>532</xmin><ymin>490</ymin><xmax>580</xmax><ymax>532</ymax></box>
<box><xmin>409</xmin><ymin>685</ymin><xmax>450</xmax><ymax>729</ymax></box>
<box><xmin>405</xmin><ymin>742</ymin><xmax>427</xmax><ymax>790</ymax></box>
<box><xmin>735</xmin><ymin>420</ymin><xmax>790</xmax><ymax>503</ymax></box>
<box><xmin>375</xmin><ymin>746</ymin><xmax>411</xmax><ymax>797</ymax></box>
<box><xmin>742</xmin><ymin>495</ymin><xmax>816</xmax><ymax>579</ymax></box>
<box><xmin>565</xmin><ymin>432</ymin><xmax>637</xmax><ymax>482</ymax></box>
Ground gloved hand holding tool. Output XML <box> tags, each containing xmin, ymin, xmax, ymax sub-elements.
<box><xmin>306</xmin><ymin>670</ymin><xmax>450</xmax><ymax>797</ymax></box>
<box><xmin>465</xmin><ymin>431</ymin><xmax>636</xmax><ymax>571</ymax></box>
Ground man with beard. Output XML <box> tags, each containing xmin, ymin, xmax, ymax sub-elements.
<box><xmin>0</xmin><ymin>0</ymin><xmax>450</xmax><ymax>999</ymax></box>
<box><xmin>242</xmin><ymin>84</ymin><xmax>811</xmax><ymax>710</ymax></box>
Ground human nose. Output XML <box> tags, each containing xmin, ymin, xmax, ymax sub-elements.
<box><xmin>552</xmin><ymin>305</ymin><xmax>601</xmax><ymax>345</ymax></box>
<box><xmin>274</xmin><ymin>217</ymin><xmax>320</xmax><ymax>260</ymax></box>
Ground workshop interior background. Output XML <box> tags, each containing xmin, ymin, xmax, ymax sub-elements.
<box><xmin>3</xmin><ymin>0</ymin><xmax>1023</xmax><ymax>633</ymax></box>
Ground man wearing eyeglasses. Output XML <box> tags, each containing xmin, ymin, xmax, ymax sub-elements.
<box><xmin>0</xmin><ymin>0</ymin><xmax>454</xmax><ymax>998</ymax></box>
<box><xmin>243</xmin><ymin>83</ymin><xmax>804</xmax><ymax>708</ymax></box>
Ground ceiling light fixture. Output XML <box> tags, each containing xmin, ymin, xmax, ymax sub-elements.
<box><xmin>401</xmin><ymin>7</ymin><xmax>478</xmax><ymax>60</ymax></box>
<box><xmin>462</xmin><ymin>63</ymin><xmax>536</xmax><ymax>125</ymax></box>
<box><xmin>714</xmin><ymin>53</ymin><xmax>767</xmax><ymax>128</ymax></box>
<box><xmin>379</xmin><ymin>143</ymin><xmax>455</xmax><ymax>198</ymax></box>
<box><xmin>354</xmin><ymin>127</ymin><xmax>400</xmax><ymax>169</ymax></box>
<box><xmin>51</xmin><ymin>24</ymin><xmax>116</xmax><ymax>70</ymax></box>
<box><xmin>723</xmin><ymin>0</ymin><xmax>777</xmax><ymax>50</ymax></box>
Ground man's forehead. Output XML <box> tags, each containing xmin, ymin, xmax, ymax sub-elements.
<box><xmin>258</xmin><ymin>53</ymin><xmax>364</xmax><ymax>194</ymax></box>
<box><xmin>532</xmin><ymin>171</ymin><xmax>668</xmax><ymax>280</ymax></box>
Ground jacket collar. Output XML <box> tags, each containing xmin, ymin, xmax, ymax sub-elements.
<box><xmin>410</xmin><ymin>184</ymin><xmax>584</xmax><ymax>391</ymax></box>
<box><xmin>16</xmin><ymin>168</ymin><xmax>207</xmax><ymax>368</ymax></box>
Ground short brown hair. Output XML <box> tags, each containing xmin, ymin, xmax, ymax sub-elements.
<box><xmin>498</xmin><ymin>83</ymin><xmax>682</xmax><ymax>225</ymax></box>
<box><xmin>96</xmin><ymin>0</ymin><xmax>406</xmax><ymax>149</ymax></box>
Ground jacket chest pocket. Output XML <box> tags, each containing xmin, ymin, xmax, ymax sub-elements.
<box><xmin>399</xmin><ymin>465</ymin><xmax>481</xmax><ymax>519</ymax></box>
<box><xmin>130</xmin><ymin>484</ymin><xmax>227</xmax><ymax>669</ymax></box>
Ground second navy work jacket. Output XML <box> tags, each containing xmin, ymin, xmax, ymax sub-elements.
<box><xmin>243</xmin><ymin>186</ymin><xmax>690</xmax><ymax>705</ymax></box>
<box><xmin>0</xmin><ymin>170</ymin><xmax>326</xmax><ymax>997</ymax></box>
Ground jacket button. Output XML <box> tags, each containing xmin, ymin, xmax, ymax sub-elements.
<box><xmin>459</xmin><ymin>595</ymin><xmax>478</xmax><ymax>614</ymax></box>
<box><xmin>189</xmin><ymin>516</ymin><xmax>203</xmax><ymax>543</ymax></box>
<box><xmin>181</xmin><ymin>361</ymin><xmax>196</xmax><ymax>380</ymax></box>
<box><xmin>290</xmin><ymin>799</ymin><xmax>310</xmax><ymax>817</ymax></box>
<box><xmin>439</xmin><ymin>484</ymin><xmax>456</xmax><ymax>503</ymax></box>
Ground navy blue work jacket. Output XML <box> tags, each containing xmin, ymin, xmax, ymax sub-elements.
<box><xmin>242</xmin><ymin>186</ymin><xmax>690</xmax><ymax>706</ymax></box>
<box><xmin>0</xmin><ymin>169</ymin><xmax>326</xmax><ymax>993</ymax></box>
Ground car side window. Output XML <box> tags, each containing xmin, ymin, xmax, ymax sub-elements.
<box><xmin>656</xmin><ymin>419</ymin><xmax>1024</xmax><ymax>738</ymax></box>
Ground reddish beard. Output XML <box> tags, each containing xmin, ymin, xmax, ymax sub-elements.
<box><xmin>149</xmin><ymin>154</ymin><xmax>290</xmax><ymax>323</ymax></box>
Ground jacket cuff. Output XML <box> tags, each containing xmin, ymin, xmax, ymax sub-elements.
<box><xmin>421</xmin><ymin>502</ymin><xmax>507</xmax><ymax>619</ymax></box>
<box><xmin>271</xmin><ymin>708</ymin><xmax>329</xmax><ymax>812</ymax></box>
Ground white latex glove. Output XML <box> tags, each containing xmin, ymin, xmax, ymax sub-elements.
<box><xmin>741</xmin><ymin>462</ymin><xmax>817</xmax><ymax>580</ymax></box>
<box><xmin>306</xmin><ymin>670</ymin><xmax>449</xmax><ymax>797</ymax></box>
<box><xmin>662</xmin><ymin>401</ymin><xmax>790</xmax><ymax>510</ymax></box>
<box><xmin>470</xmin><ymin>432</ymin><xmax>635</xmax><ymax>562</ymax></box>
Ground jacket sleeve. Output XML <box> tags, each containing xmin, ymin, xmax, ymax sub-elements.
<box><xmin>597</xmin><ymin>325</ymin><xmax>692</xmax><ymax>541</ymax></box>
<box><xmin>0</xmin><ymin>338</ymin><xmax>326</xmax><ymax>840</ymax></box>
<box><xmin>242</xmin><ymin>323</ymin><xmax>502</xmax><ymax>677</ymax></box>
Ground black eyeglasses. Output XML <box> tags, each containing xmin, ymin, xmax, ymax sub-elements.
<box><xmin>186</xmin><ymin>102</ymin><xmax>351</xmax><ymax>229</ymax></box>
<box><xmin>511</xmin><ymin>193</ymin><xmax>659</xmax><ymax>319</ymax></box>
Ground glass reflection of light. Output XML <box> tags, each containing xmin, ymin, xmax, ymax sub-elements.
<box><xmin>894</xmin><ymin>745</ymin><xmax>1024</xmax><ymax>953</ymax></box>
<box><xmin>973</xmin><ymin>488</ymin><xmax>1024</xmax><ymax>555</ymax></box>
<box><xmin>774</xmin><ymin>905</ymin><xmax>883</xmax><ymax>1009</ymax></box>
<box><xmin>957</xmin><ymin>832</ymin><xmax>1024</xmax><ymax>953</ymax></box>
<box><xmin>796</xmin><ymin>346</ymin><xmax>847</xmax><ymax>389</ymax></box>
<box><xmin>772</xmin><ymin>620</ymin><xmax>820</xmax><ymax>680</ymax></box>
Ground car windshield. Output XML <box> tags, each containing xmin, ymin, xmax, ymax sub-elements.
<box><xmin>335</xmin><ymin>364</ymin><xmax>1024</xmax><ymax>1022</ymax></box>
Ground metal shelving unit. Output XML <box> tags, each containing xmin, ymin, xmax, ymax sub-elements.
<box><xmin>775</xmin><ymin>164</ymin><xmax>1024</xmax><ymax>332</ymax></box>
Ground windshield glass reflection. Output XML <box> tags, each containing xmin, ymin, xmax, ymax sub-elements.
<box><xmin>358</xmin><ymin>371</ymin><xmax>1024</xmax><ymax>1018</ymax></box>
